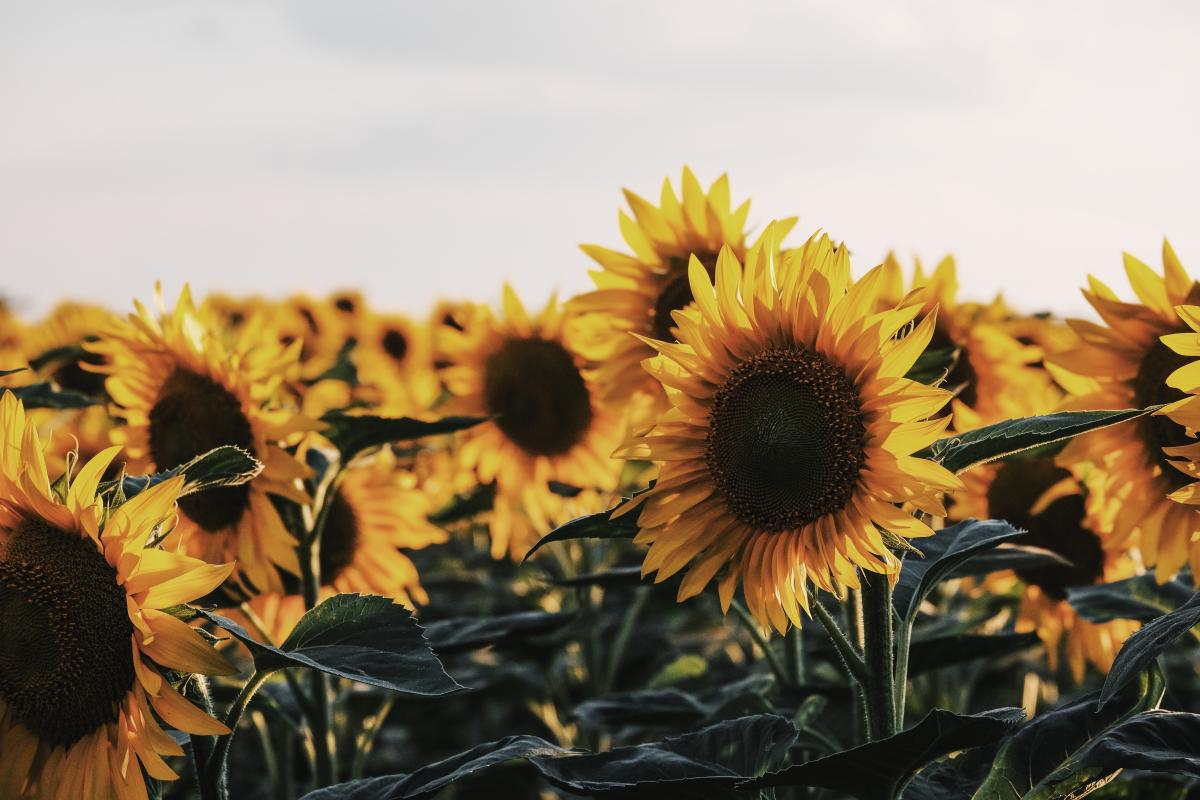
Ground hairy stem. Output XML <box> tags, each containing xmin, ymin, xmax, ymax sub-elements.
<box><xmin>860</xmin><ymin>570</ymin><xmax>898</xmax><ymax>740</ymax></box>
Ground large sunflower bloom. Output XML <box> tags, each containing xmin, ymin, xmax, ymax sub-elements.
<box><xmin>1046</xmin><ymin>241</ymin><xmax>1200</xmax><ymax>581</ymax></box>
<box><xmin>618</xmin><ymin>224</ymin><xmax>963</xmax><ymax>632</ymax></box>
<box><xmin>440</xmin><ymin>287</ymin><xmax>624</xmax><ymax>558</ymax></box>
<box><xmin>0</xmin><ymin>392</ymin><xmax>235</xmax><ymax>799</ymax></box>
<box><xmin>568</xmin><ymin>168</ymin><xmax>797</xmax><ymax>410</ymax></box>
<box><xmin>90</xmin><ymin>287</ymin><xmax>316</xmax><ymax>595</ymax></box>
<box><xmin>879</xmin><ymin>254</ymin><xmax>1055</xmax><ymax>431</ymax></box>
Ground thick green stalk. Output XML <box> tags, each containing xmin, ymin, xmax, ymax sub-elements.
<box><xmin>202</xmin><ymin>670</ymin><xmax>271</xmax><ymax>800</ymax></box>
<box><xmin>860</xmin><ymin>570</ymin><xmax>897</xmax><ymax>740</ymax></box>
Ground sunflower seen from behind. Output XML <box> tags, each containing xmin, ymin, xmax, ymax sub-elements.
<box><xmin>1047</xmin><ymin>241</ymin><xmax>1200</xmax><ymax>581</ymax></box>
<box><xmin>0</xmin><ymin>392</ymin><xmax>235</xmax><ymax>799</ymax></box>
<box><xmin>90</xmin><ymin>287</ymin><xmax>316</xmax><ymax>596</ymax></box>
<box><xmin>440</xmin><ymin>287</ymin><xmax>624</xmax><ymax>559</ymax></box>
<box><xmin>569</xmin><ymin>168</ymin><xmax>797</xmax><ymax>412</ymax></box>
<box><xmin>618</xmin><ymin>223</ymin><xmax>963</xmax><ymax>632</ymax></box>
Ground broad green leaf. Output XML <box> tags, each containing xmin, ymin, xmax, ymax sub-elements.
<box><xmin>750</xmin><ymin>707</ymin><xmax>1024</xmax><ymax>799</ymax></box>
<box><xmin>573</xmin><ymin>676</ymin><xmax>776</xmax><ymax>731</ymax></box>
<box><xmin>299</xmin><ymin>735</ymin><xmax>569</xmax><ymax>799</ymax></box>
<box><xmin>523</xmin><ymin>484</ymin><xmax>653</xmax><ymax>561</ymax></box>
<box><xmin>906</xmin><ymin>632</ymin><xmax>1040</xmax><ymax>676</ymax></box>
<box><xmin>530</xmin><ymin>714</ymin><xmax>797</xmax><ymax>797</ymax></box>
<box><xmin>2</xmin><ymin>382</ymin><xmax>100</xmax><ymax>409</ymax></box>
<box><xmin>922</xmin><ymin>408</ymin><xmax>1154</xmax><ymax>474</ymax></box>
<box><xmin>320</xmin><ymin>411</ymin><xmax>486</xmax><ymax>461</ymax></box>
<box><xmin>892</xmin><ymin>519</ymin><xmax>1024</xmax><ymax>623</ymax></box>
<box><xmin>426</xmin><ymin>482</ymin><xmax>496</xmax><ymax>524</ymax></box>
<box><xmin>200</xmin><ymin>594</ymin><xmax>463</xmax><ymax>696</ymax></box>
<box><xmin>422</xmin><ymin>610</ymin><xmax>575</xmax><ymax>654</ymax></box>
<box><xmin>905</xmin><ymin>346</ymin><xmax>958</xmax><ymax>386</ymax></box>
<box><xmin>1030</xmin><ymin>710</ymin><xmax>1200</xmax><ymax>798</ymax></box>
<box><xmin>947</xmin><ymin>544</ymin><xmax>1071</xmax><ymax>580</ymax></box>
<box><xmin>1100</xmin><ymin>591</ymin><xmax>1200</xmax><ymax>708</ymax></box>
<box><xmin>1068</xmin><ymin>575</ymin><xmax>1194</xmax><ymax>624</ymax></box>
<box><xmin>972</xmin><ymin>664</ymin><xmax>1165</xmax><ymax>799</ymax></box>
<box><xmin>104</xmin><ymin>445</ymin><xmax>263</xmax><ymax>500</ymax></box>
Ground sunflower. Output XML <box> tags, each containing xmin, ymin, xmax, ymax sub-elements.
<box><xmin>0</xmin><ymin>392</ymin><xmax>235</xmax><ymax>799</ymax></box>
<box><xmin>242</xmin><ymin>449</ymin><xmax>446</xmax><ymax>643</ymax></box>
<box><xmin>617</xmin><ymin>224</ymin><xmax>963</xmax><ymax>632</ymax></box>
<box><xmin>352</xmin><ymin>311</ymin><xmax>441</xmax><ymax>416</ymax></box>
<box><xmin>568</xmin><ymin>168</ymin><xmax>797</xmax><ymax>411</ymax></box>
<box><xmin>89</xmin><ymin>287</ymin><xmax>316</xmax><ymax>596</ymax></box>
<box><xmin>1046</xmin><ymin>241</ymin><xmax>1200</xmax><ymax>581</ymax></box>
<box><xmin>879</xmin><ymin>254</ymin><xmax>1055</xmax><ymax>431</ymax></box>
<box><xmin>439</xmin><ymin>287</ymin><xmax>624</xmax><ymax>559</ymax></box>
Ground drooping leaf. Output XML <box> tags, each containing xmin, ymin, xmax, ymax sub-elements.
<box><xmin>1100</xmin><ymin>591</ymin><xmax>1200</xmax><ymax>708</ymax></box>
<box><xmin>320</xmin><ymin>411</ymin><xmax>486</xmax><ymax>461</ymax></box>
<box><xmin>906</xmin><ymin>632</ymin><xmax>1040</xmax><ymax>676</ymax></box>
<box><xmin>200</xmin><ymin>594</ymin><xmax>463</xmax><ymax>696</ymax></box>
<box><xmin>972</xmin><ymin>664</ymin><xmax>1165</xmax><ymax>799</ymax></box>
<box><xmin>104</xmin><ymin>445</ymin><xmax>263</xmax><ymax>500</ymax></box>
<box><xmin>751</xmin><ymin>707</ymin><xmax>1023</xmax><ymax>799</ymax></box>
<box><xmin>530</xmin><ymin>714</ymin><xmax>797</xmax><ymax>798</ymax></box>
<box><xmin>1068</xmin><ymin>575</ymin><xmax>1195</xmax><ymax>624</ymax></box>
<box><xmin>947</xmin><ymin>544</ymin><xmax>1071</xmax><ymax>580</ymax></box>
<box><xmin>524</xmin><ymin>484</ymin><xmax>653</xmax><ymax>561</ymax></box>
<box><xmin>426</xmin><ymin>482</ymin><xmax>496</xmax><ymax>524</ymax></box>
<box><xmin>573</xmin><ymin>676</ymin><xmax>776</xmax><ymax>731</ymax></box>
<box><xmin>423</xmin><ymin>610</ymin><xmax>575</xmax><ymax>654</ymax></box>
<box><xmin>893</xmin><ymin>519</ymin><xmax>1024</xmax><ymax>623</ymax></box>
<box><xmin>1028</xmin><ymin>711</ymin><xmax>1200</xmax><ymax>798</ymax></box>
<box><xmin>2</xmin><ymin>382</ymin><xmax>100</xmax><ymax>409</ymax></box>
<box><xmin>299</xmin><ymin>735</ymin><xmax>569</xmax><ymax>800</ymax></box>
<box><xmin>922</xmin><ymin>408</ymin><xmax>1154</xmax><ymax>474</ymax></box>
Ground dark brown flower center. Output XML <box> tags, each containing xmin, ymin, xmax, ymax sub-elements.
<box><xmin>483</xmin><ymin>337</ymin><xmax>593</xmax><ymax>457</ymax></box>
<box><xmin>1133</xmin><ymin>337</ymin><xmax>1195</xmax><ymax>490</ymax></box>
<box><xmin>149</xmin><ymin>368</ymin><xmax>257</xmax><ymax>532</ymax></box>
<box><xmin>928</xmin><ymin>324</ymin><xmax>978</xmax><ymax>407</ymax></box>
<box><xmin>986</xmin><ymin>460</ymin><xmax>1105</xmax><ymax>600</ymax></box>
<box><xmin>706</xmin><ymin>347</ymin><xmax>867</xmax><ymax>532</ymax></box>
<box><xmin>0</xmin><ymin>517</ymin><xmax>135</xmax><ymax>747</ymax></box>
<box><xmin>333</xmin><ymin>295</ymin><xmax>357</xmax><ymax>314</ymax></box>
<box><xmin>382</xmin><ymin>328</ymin><xmax>408</xmax><ymax>362</ymax></box>
<box><xmin>651</xmin><ymin>252</ymin><xmax>719</xmax><ymax>342</ymax></box>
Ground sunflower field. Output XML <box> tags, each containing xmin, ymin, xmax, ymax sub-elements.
<box><xmin>3</xmin><ymin>168</ymin><xmax>1200</xmax><ymax>800</ymax></box>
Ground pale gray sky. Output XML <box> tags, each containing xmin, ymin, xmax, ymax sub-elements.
<box><xmin>2</xmin><ymin>1</ymin><xmax>1198</xmax><ymax>318</ymax></box>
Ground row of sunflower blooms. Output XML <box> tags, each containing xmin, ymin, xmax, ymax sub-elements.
<box><xmin>0</xmin><ymin>167</ymin><xmax>1198</xmax><ymax>797</ymax></box>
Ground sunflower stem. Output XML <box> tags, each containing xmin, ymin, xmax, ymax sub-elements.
<box><xmin>811</xmin><ymin>598</ymin><xmax>867</xmax><ymax>684</ymax></box>
<box><xmin>204</xmin><ymin>669</ymin><xmax>271</xmax><ymax>800</ymax></box>
<box><xmin>729</xmin><ymin>600</ymin><xmax>791</xmax><ymax>690</ymax></box>
<box><xmin>894</xmin><ymin>612</ymin><xmax>914</xmax><ymax>726</ymax></box>
<box><xmin>786</xmin><ymin>625</ymin><xmax>805</xmax><ymax>687</ymax></box>
<box><xmin>860</xmin><ymin>570</ymin><xmax>898</xmax><ymax>741</ymax></box>
<box><xmin>604</xmin><ymin>584</ymin><xmax>651</xmax><ymax>694</ymax></box>
<box><xmin>188</xmin><ymin>675</ymin><xmax>219</xmax><ymax>800</ymax></box>
<box><xmin>350</xmin><ymin>693</ymin><xmax>397</xmax><ymax>779</ymax></box>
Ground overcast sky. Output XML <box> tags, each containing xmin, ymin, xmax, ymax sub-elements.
<box><xmin>2</xmin><ymin>2</ymin><xmax>1198</xmax><ymax>319</ymax></box>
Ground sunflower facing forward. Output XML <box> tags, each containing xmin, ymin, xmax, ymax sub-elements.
<box><xmin>0</xmin><ymin>392</ymin><xmax>235</xmax><ymax>799</ymax></box>
<box><xmin>440</xmin><ymin>287</ymin><xmax>625</xmax><ymax>558</ymax></box>
<box><xmin>618</xmin><ymin>224</ymin><xmax>963</xmax><ymax>632</ymax></box>
<box><xmin>568</xmin><ymin>168</ymin><xmax>797</xmax><ymax>409</ymax></box>
<box><xmin>1047</xmin><ymin>242</ymin><xmax>1200</xmax><ymax>581</ymax></box>
<box><xmin>90</xmin><ymin>287</ymin><xmax>316</xmax><ymax>596</ymax></box>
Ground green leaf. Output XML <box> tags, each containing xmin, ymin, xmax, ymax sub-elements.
<box><xmin>320</xmin><ymin>411</ymin><xmax>486</xmax><ymax>461</ymax></box>
<box><xmin>426</xmin><ymin>482</ymin><xmax>496</xmax><ymax>524</ymax></box>
<box><xmin>305</xmin><ymin>340</ymin><xmax>358</xmax><ymax>386</ymax></box>
<box><xmin>905</xmin><ymin>346</ymin><xmax>958</xmax><ymax>386</ymax></box>
<box><xmin>104</xmin><ymin>445</ymin><xmax>263</xmax><ymax>500</ymax></box>
<box><xmin>971</xmin><ymin>664</ymin><xmax>1165</xmax><ymax>799</ymax></box>
<box><xmin>750</xmin><ymin>707</ymin><xmax>1024</xmax><ymax>799</ymax></box>
<box><xmin>549</xmin><ymin>565</ymin><xmax>644</xmax><ymax>588</ymax></box>
<box><xmin>199</xmin><ymin>594</ymin><xmax>464</xmax><ymax>696</ymax></box>
<box><xmin>422</xmin><ymin>610</ymin><xmax>575</xmax><ymax>654</ymax></box>
<box><xmin>299</xmin><ymin>735</ymin><xmax>569</xmax><ymax>799</ymax></box>
<box><xmin>1100</xmin><ymin>590</ymin><xmax>1200</xmax><ymax>709</ymax></box>
<box><xmin>922</xmin><ymin>408</ymin><xmax>1154</xmax><ymax>474</ymax></box>
<box><xmin>906</xmin><ymin>632</ymin><xmax>1040</xmax><ymax>676</ymax></box>
<box><xmin>946</xmin><ymin>544</ymin><xmax>1071</xmax><ymax>580</ymax></box>
<box><xmin>531</xmin><ymin>714</ymin><xmax>797</xmax><ymax>797</ymax></box>
<box><xmin>573</xmin><ymin>676</ymin><xmax>775</xmax><ymax>730</ymax></box>
<box><xmin>1068</xmin><ymin>575</ymin><xmax>1195</xmax><ymax>624</ymax></box>
<box><xmin>523</xmin><ymin>484</ymin><xmax>652</xmax><ymax>562</ymax></box>
<box><xmin>892</xmin><ymin>519</ymin><xmax>1024</xmax><ymax>624</ymax></box>
<box><xmin>2</xmin><ymin>382</ymin><xmax>100</xmax><ymax>409</ymax></box>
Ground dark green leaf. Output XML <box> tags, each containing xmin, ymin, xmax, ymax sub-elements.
<box><xmin>573</xmin><ymin>689</ymin><xmax>710</xmax><ymax>729</ymax></box>
<box><xmin>305</xmin><ymin>340</ymin><xmax>358</xmax><ymax>386</ymax></box>
<box><xmin>524</xmin><ymin>484</ymin><xmax>653</xmax><ymax>562</ymax></box>
<box><xmin>426</xmin><ymin>482</ymin><xmax>496</xmax><ymax>524</ymax></box>
<box><xmin>947</xmin><ymin>544</ymin><xmax>1071</xmax><ymax>580</ymax></box>
<box><xmin>530</xmin><ymin>714</ymin><xmax>797</xmax><ymax>798</ymax></box>
<box><xmin>1068</xmin><ymin>575</ymin><xmax>1194</xmax><ymax>624</ymax></box>
<box><xmin>105</xmin><ymin>445</ymin><xmax>262</xmax><ymax>500</ymax></box>
<box><xmin>299</xmin><ymin>735</ymin><xmax>569</xmax><ymax>799</ymax></box>
<box><xmin>905</xmin><ymin>346</ymin><xmax>958</xmax><ymax>386</ymax></box>
<box><xmin>1100</xmin><ymin>591</ymin><xmax>1200</xmax><ymax>708</ymax></box>
<box><xmin>751</xmin><ymin>707</ymin><xmax>1024</xmax><ymax>799</ymax></box>
<box><xmin>423</xmin><ymin>610</ymin><xmax>575</xmax><ymax>654</ymax></box>
<box><xmin>1041</xmin><ymin>711</ymin><xmax>1200</xmax><ymax>792</ymax></box>
<box><xmin>972</xmin><ymin>664</ymin><xmax>1165</xmax><ymax>799</ymax></box>
<box><xmin>893</xmin><ymin>519</ymin><xmax>1024</xmax><ymax>623</ymax></box>
<box><xmin>549</xmin><ymin>566</ymin><xmax>644</xmax><ymax>588</ymax></box>
<box><xmin>907</xmin><ymin>632</ymin><xmax>1040</xmax><ymax>676</ymax></box>
<box><xmin>3</xmin><ymin>382</ymin><xmax>100</xmax><ymax>409</ymax></box>
<box><xmin>320</xmin><ymin>411</ymin><xmax>486</xmax><ymax>461</ymax></box>
<box><xmin>27</xmin><ymin>343</ymin><xmax>89</xmax><ymax>372</ymax></box>
<box><xmin>0</xmin><ymin>368</ymin><xmax>26</xmax><ymax>377</ymax></box>
<box><xmin>922</xmin><ymin>408</ymin><xmax>1154</xmax><ymax>474</ymax></box>
<box><xmin>200</xmin><ymin>594</ymin><xmax>463</xmax><ymax>696</ymax></box>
